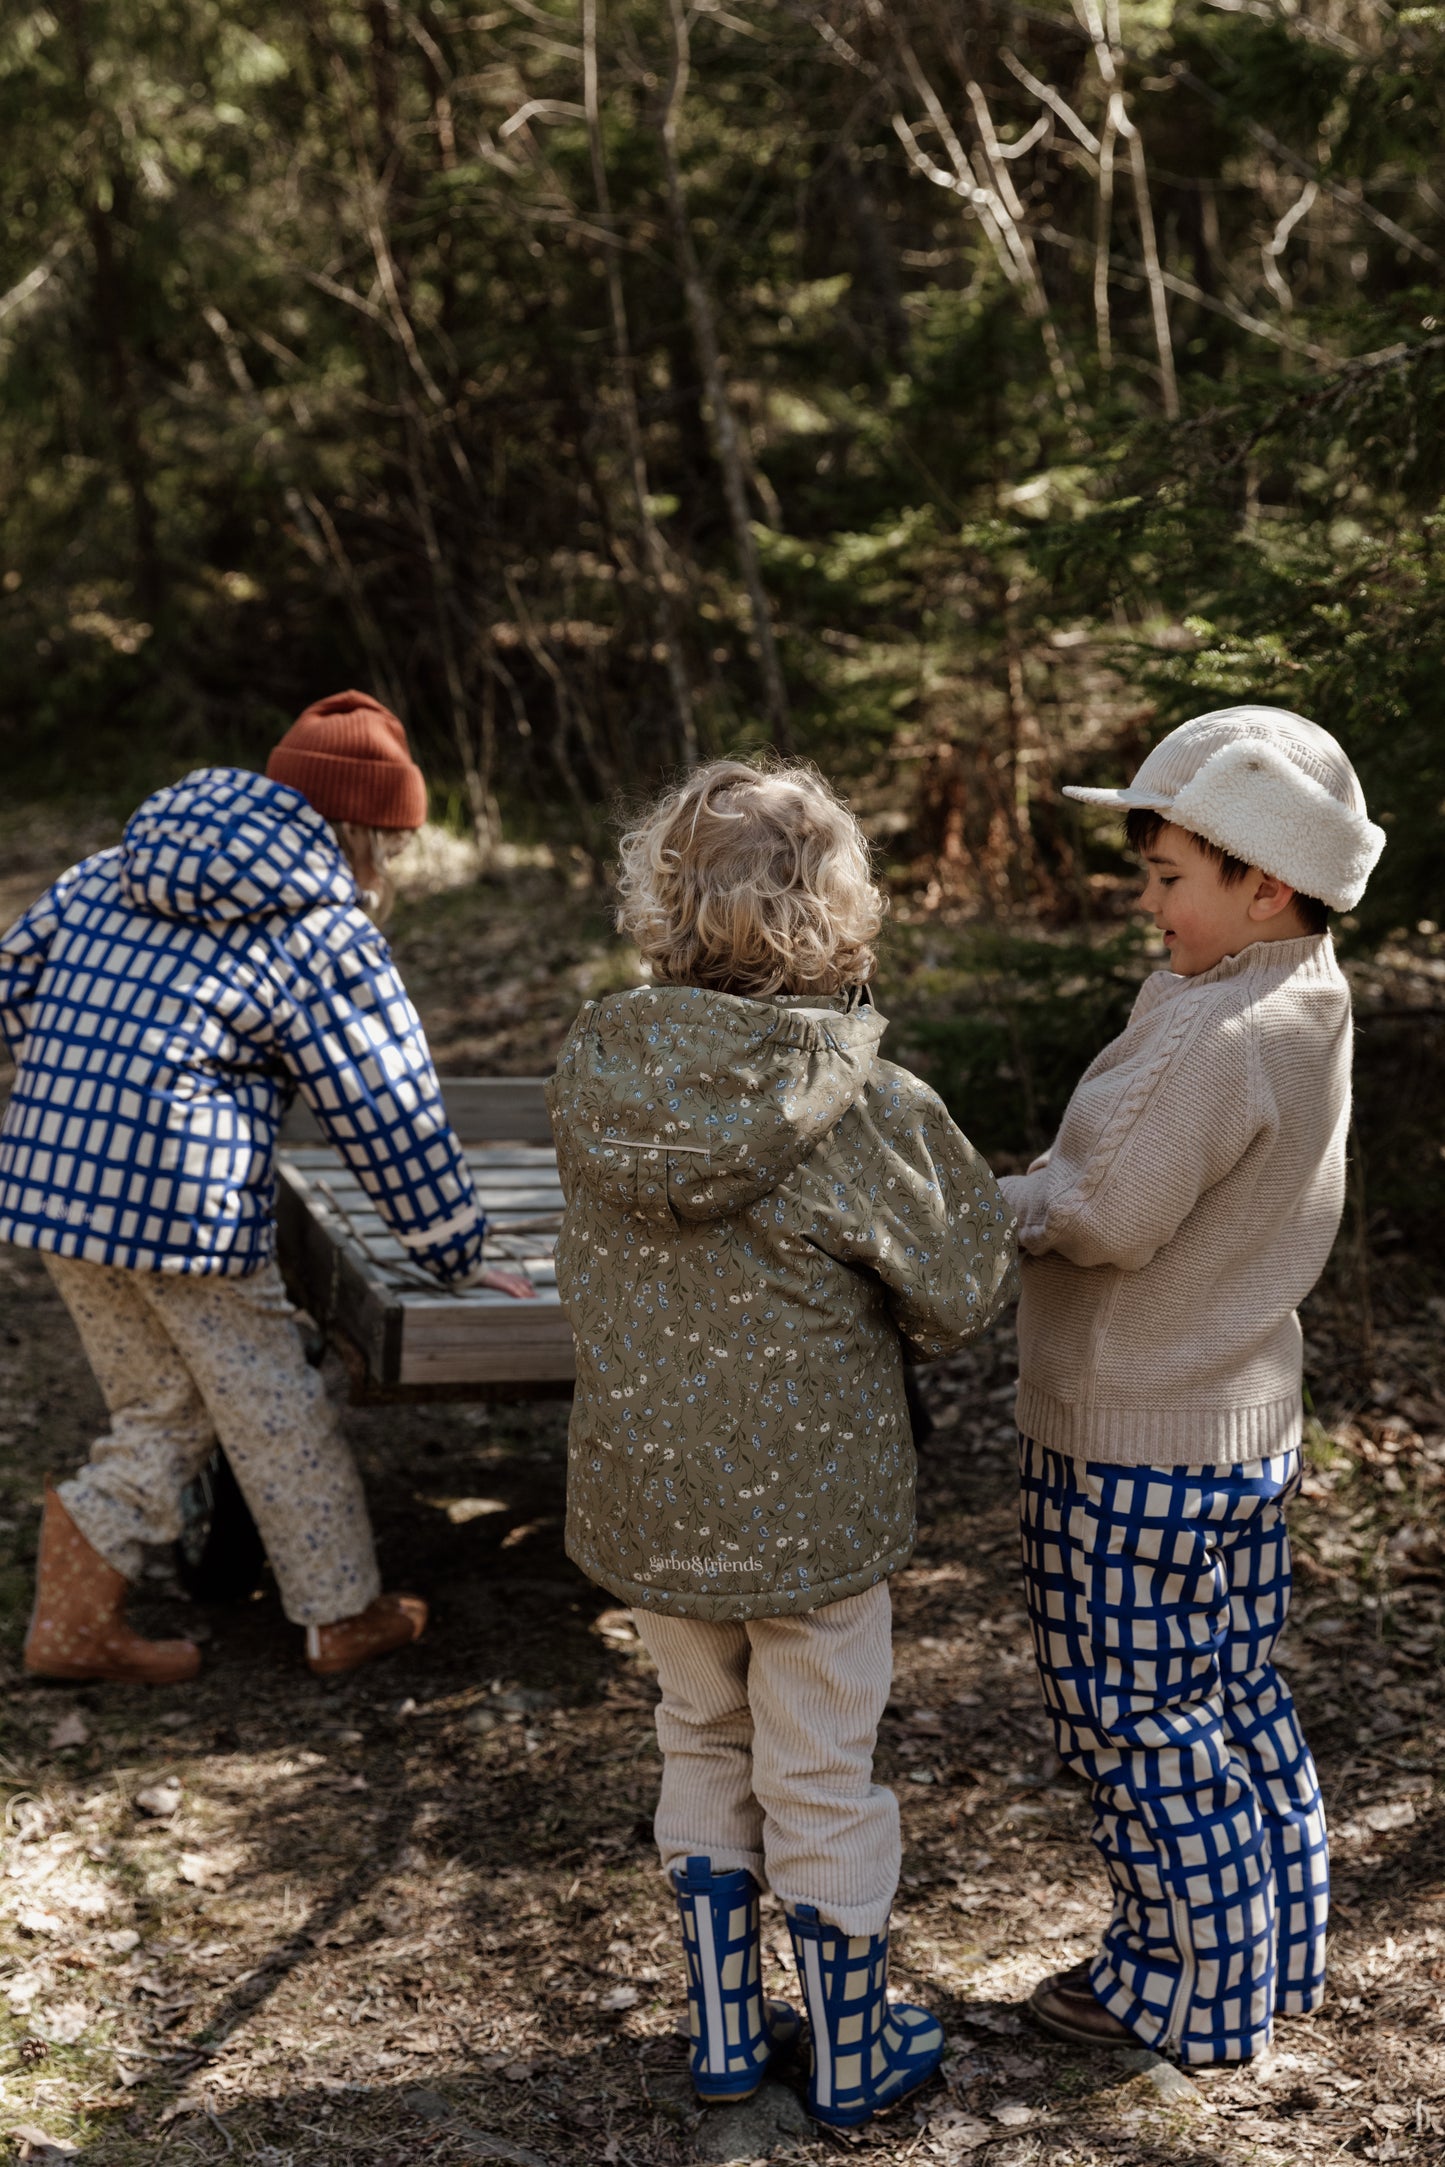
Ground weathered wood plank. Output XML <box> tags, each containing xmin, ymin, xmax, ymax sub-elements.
<box><xmin>400</xmin><ymin>1338</ymin><xmax>577</xmax><ymax>1387</ymax></box>
<box><xmin>320</xmin><ymin>1218</ymin><xmax>560</xmax><ymax>1247</ymax></box>
<box><xmin>396</xmin><ymin>1302</ymin><xmax>577</xmax><ymax>1386</ymax></box>
<box><xmin>276</xmin><ymin>1164</ymin><xmax>403</xmax><ymax>1382</ymax></box>
<box><xmin>281</xmin><ymin>1145</ymin><xmax>560</xmax><ymax>1174</ymax></box>
<box><xmin>290</xmin><ymin>1199</ymin><xmax>561</xmax><ymax>1254</ymax></box>
<box><xmin>386</xmin><ymin>1260</ymin><xmax>560</xmax><ymax>1295</ymax></box>
<box><xmin>276</xmin><ymin>1104</ymin><xmax>574</xmax><ymax>1393</ymax></box>
<box><xmin>280</xmin><ymin>1077</ymin><xmax>554</xmax><ymax>1145</ymax></box>
<box><xmin>290</xmin><ymin>1179</ymin><xmax>563</xmax><ymax>1204</ymax></box>
<box><xmin>324</xmin><ymin>1226</ymin><xmax>556</xmax><ymax>1257</ymax></box>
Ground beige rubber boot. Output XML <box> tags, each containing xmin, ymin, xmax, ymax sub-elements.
<box><xmin>305</xmin><ymin>1592</ymin><xmax>427</xmax><ymax>1677</ymax></box>
<box><xmin>25</xmin><ymin>1481</ymin><xmax>202</xmax><ymax>1685</ymax></box>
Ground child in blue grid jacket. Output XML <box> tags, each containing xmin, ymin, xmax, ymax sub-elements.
<box><xmin>0</xmin><ymin>690</ymin><xmax>522</xmax><ymax>1684</ymax></box>
<box><xmin>1001</xmin><ymin>707</ymin><xmax>1385</xmax><ymax>2067</ymax></box>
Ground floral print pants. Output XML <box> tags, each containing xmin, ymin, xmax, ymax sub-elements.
<box><xmin>44</xmin><ymin>1254</ymin><xmax>381</xmax><ymax>1628</ymax></box>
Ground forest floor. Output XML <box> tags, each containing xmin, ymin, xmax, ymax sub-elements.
<box><xmin>0</xmin><ymin>839</ymin><xmax>1442</xmax><ymax>2166</ymax></box>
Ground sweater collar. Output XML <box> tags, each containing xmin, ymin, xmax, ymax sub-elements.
<box><xmin>1160</xmin><ymin>931</ymin><xmax>1341</xmax><ymax>994</ymax></box>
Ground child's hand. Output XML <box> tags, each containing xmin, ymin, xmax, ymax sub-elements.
<box><xmin>464</xmin><ymin>1263</ymin><xmax>539</xmax><ymax>1300</ymax></box>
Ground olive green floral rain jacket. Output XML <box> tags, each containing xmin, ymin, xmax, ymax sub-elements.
<box><xmin>547</xmin><ymin>984</ymin><xmax>1016</xmax><ymax>1622</ymax></box>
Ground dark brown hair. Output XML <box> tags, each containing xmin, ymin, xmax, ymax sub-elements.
<box><xmin>1125</xmin><ymin>807</ymin><xmax>1329</xmax><ymax>936</ymax></box>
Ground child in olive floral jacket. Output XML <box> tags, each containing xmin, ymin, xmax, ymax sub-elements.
<box><xmin>548</xmin><ymin>760</ymin><xmax>1016</xmax><ymax>2130</ymax></box>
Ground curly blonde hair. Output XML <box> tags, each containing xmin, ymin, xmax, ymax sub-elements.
<box><xmin>616</xmin><ymin>759</ymin><xmax>884</xmax><ymax>998</ymax></box>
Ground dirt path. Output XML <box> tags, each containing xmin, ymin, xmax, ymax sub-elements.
<box><xmin>0</xmin><ymin>853</ymin><xmax>1442</xmax><ymax>2163</ymax></box>
<box><xmin>2</xmin><ymin>1248</ymin><xmax>1442</xmax><ymax>2165</ymax></box>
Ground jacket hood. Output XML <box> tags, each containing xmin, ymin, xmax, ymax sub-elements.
<box><xmin>120</xmin><ymin>767</ymin><xmax>360</xmax><ymax>924</ymax></box>
<box><xmin>548</xmin><ymin>982</ymin><xmax>886</xmax><ymax>1223</ymax></box>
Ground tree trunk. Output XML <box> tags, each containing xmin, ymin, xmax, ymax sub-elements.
<box><xmin>84</xmin><ymin>184</ymin><xmax>165</xmax><ymax>623</ymax></box>
<box><xmin>584</xmin><ymin>0</ymin><xmax>697</xmax><ymax>769</ymax></box>
<box><xmin>59</xmin><ymin>2</ymin><xmax>164</xmax><ymax>622</ymax></box>
<box><xmin>660</xmin><ymin>0</ymin><xmax>791</xmax><ymax>753</ymax></box>
<box><xmin>833</xmin><ymin>149</ymin><xmax>910</xmax><ymax>368</ymax></box>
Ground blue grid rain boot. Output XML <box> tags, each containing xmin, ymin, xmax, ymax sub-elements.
<box><xmin>672</xmin><ymin>1857</ymin><xmax>802</xmax><ymax>2103</ymax></box>
<box><xmin>785</xmin><ymin>1904</ymin><xmax>944</xmax><ymax>2129</ymax></box>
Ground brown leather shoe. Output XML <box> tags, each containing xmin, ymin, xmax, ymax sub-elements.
<box><xmin>1028</xmin><ymin>1962</ymin><xmax>1139</xmax><ymax>2049</ymax></box>
<box><xmin>305</xmin><ymin>1592</ymin><xmax>427</xmax><ymax>1676</ymax></box>
<box><xmin>24</xmin><ymin>1481</ymin><xmax>202</xmax><ymax>1686</ymax></box>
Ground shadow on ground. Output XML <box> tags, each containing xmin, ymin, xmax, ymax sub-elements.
<box><xmin>3</xmin><ymin>1246</ymin><xmax>1444</xmax><ymax>2163</ymax></box>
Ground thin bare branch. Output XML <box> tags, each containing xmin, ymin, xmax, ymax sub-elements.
<box><xmin>1033</xmin><ymin>223</ymin><xmax>1335</xmax><ymax>361</ymax></box>
<box><xmin>1262</xmin><ymin>178</ymin><xmax>1318</xmax><ymax>313</ymax></box>
<box><xmin>785</xmin><ymin>0</ymin><xmax>864</xmax><ymax>70</ymax></box>
<box><xmin>1073</xmin><ymin>2</ymin><xmax>1178</xmax><ymax>416</ymax></box>
<box><xmin>891</xmin><ymin>115</ymin><xmax>1023</xmax><ymax>289</ymax></box>
<box><xmin>401</xmin><ymin>5</ymin><xmax>459</xmax><ymax>165</ymax></box>
<box><xmin>964</xmin><ymin>79</ymin><xmax>1030</xmax><ymax>226</ymax></box>
<box><xmin>1000</xmin><ymin>49</ymin><xmax>1100</xmax><ymax>158</ymax></box>
<box><xmin>1173</xmin><ymin>62</ymin><xmax>1444</xmax><ymax>270</ymax></box>
<box><xmin>300</xmin><ymin>266</ymin><xmax>390</xmax><ymax>328</ymax></box>
<box><xmin>692</xmin><ymin>0</ymin><xmax>765</xmax><ymax>39</ymax></box>
<box><xmin>472</xmin><ymin>125</ymin><xmax>527</xmax><ymax>176</ymax></box>
<box><xmin>1123</xmin><ymin>120</ymin><xmax>1178</xmax><ymax>417</ymax></box>
<box><xmin>1200</xmin><ymin>0</ymin><xmax>1363</xmax><ymax>59</ymax></box>
<box><xmin>995</xmin><ymin>115</ymin><xmax>1051</xmax><ymax>161</ymax></box>
<box><xmin>1094</xmin><ymin>104</ymin><xmax>1117</xmax><ymax>374</ymax></box>
<box><xmin>965</xmin><ymin>73</ymin><xmax>1084</xmax><ymax>413</ymax></box>
<box><xmin>326</xmin><ymin>46</ymin><xmax>476</xmax><ymax>480</ymax></box>
<box><xmin>503</xmin><ymin>568</ymin><xmax>609</xmax><ymax>843</ymax></box>
<box><xmin>0</xmin><ymin>239</ymin><xmax>72</xmax><ymax>326</ymax></box>
<box><xmin>897</xmin><ymin>36</ymin><xmax>975</xmax><ymax>194</ymax></box>
<box><xmin>503</xmin><ymin>0</ymin><xmax>582</xmax><ymax>29</ymax></box>
<box><xmin>297</xmin><ymin>489</ymin><xmax>406</xmax><ymax>714</ymax></box>
<box><xmin>499</xmin><ymin>97</ymin><xmax>587</xmax><ymax>137</ymax></box>
<box><xmin>403</xmin><ymin>409</ymin><xmax>486</xmax><ymax>827</ymax></box>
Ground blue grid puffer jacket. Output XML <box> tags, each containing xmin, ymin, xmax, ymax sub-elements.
<box><xmin>0</xmin><ymin>767</ymin><xmax>483</xmax><ymax>1280</ymax></box>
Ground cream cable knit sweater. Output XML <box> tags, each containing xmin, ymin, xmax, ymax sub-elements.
<box><xmin>999</xmin><ymin>934</ymin><xmax>1351</xmax><ymax>1466</ymax></box>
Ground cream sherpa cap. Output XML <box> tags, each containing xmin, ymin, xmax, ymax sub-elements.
<box><xmin>1064</xmin><ymin>704</ymin><xmax>1385</xmax><ymax>912</ymax></box>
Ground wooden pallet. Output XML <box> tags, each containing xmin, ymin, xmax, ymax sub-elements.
<box><xmin>276</xmin><ymin>1080</ymin><xmax>574</xmax><ymax>1398</ymax></box>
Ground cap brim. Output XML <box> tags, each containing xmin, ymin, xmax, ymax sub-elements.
<box><xmin>1062</xmin><ymin>785</ymin><xmax>1175</xmax><ymax>810</ymax></box>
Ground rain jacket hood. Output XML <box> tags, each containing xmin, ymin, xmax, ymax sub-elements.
<box><xmin>548</xmin><ymin>983</ymin><xmax>887</xmax><ymax>1225</ymax></box>
<box><xmin>120</xmin><ymin>767</ymin><xmax>358</xmax><ymax>925</ymax></box>
<box><xmin>549</xmin><ymin>982</ymin><xmax>1017</xmax><ymax>1623</ymax></box>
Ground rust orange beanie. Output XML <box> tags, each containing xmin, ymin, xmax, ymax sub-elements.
<box><xmin>266</xmin><ymin>690</ymin><xmax>428</xmax><ymax>829</ymax></box>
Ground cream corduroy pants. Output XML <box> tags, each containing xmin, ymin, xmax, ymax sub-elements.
<box><xmin>44</xmin><ymin>1253</ymin><xmax>381</xmax><ymax>1628</ymax></box>
<box><xmin>632</xmin><ymin>1582</ymin><xmax>899</xmax><ymax>1939</ymax></box>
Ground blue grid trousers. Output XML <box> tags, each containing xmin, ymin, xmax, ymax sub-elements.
<box><xmin>1018</xmin><ymin>1440</ymin><xmax>1328</xmax><ymax>2065</ymax></box>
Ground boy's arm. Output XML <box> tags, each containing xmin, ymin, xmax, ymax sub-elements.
<box><xmin>998</xmin><ymin>1164</ymin><xmax>1048</xmax><ymax>1225</ymax></box>
<box><xmin>273</xmin><ymin>923</ymin><xmax>484</xmax><ymax>1284</ymax></box>
<box><xmin>1003</xmin><ymin>1010</ymin><xmax>1256</xmax><ymax>1272</ymax></box>
<box><xmin>998</xmin><ymin>1147</ymin><xmax>1052</xmax><ymax>1219</ymax></box>
<box><xmin>796</xmin><ymin>1074</ymin><xmax>1018</xmax><ymax>1359</ymax></box>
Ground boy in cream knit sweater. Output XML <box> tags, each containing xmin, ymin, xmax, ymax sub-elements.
<box><xmin>1000</xmin><ymin>706</ymin><xmax>1385</xmax><ymax>2066</ymax></box>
